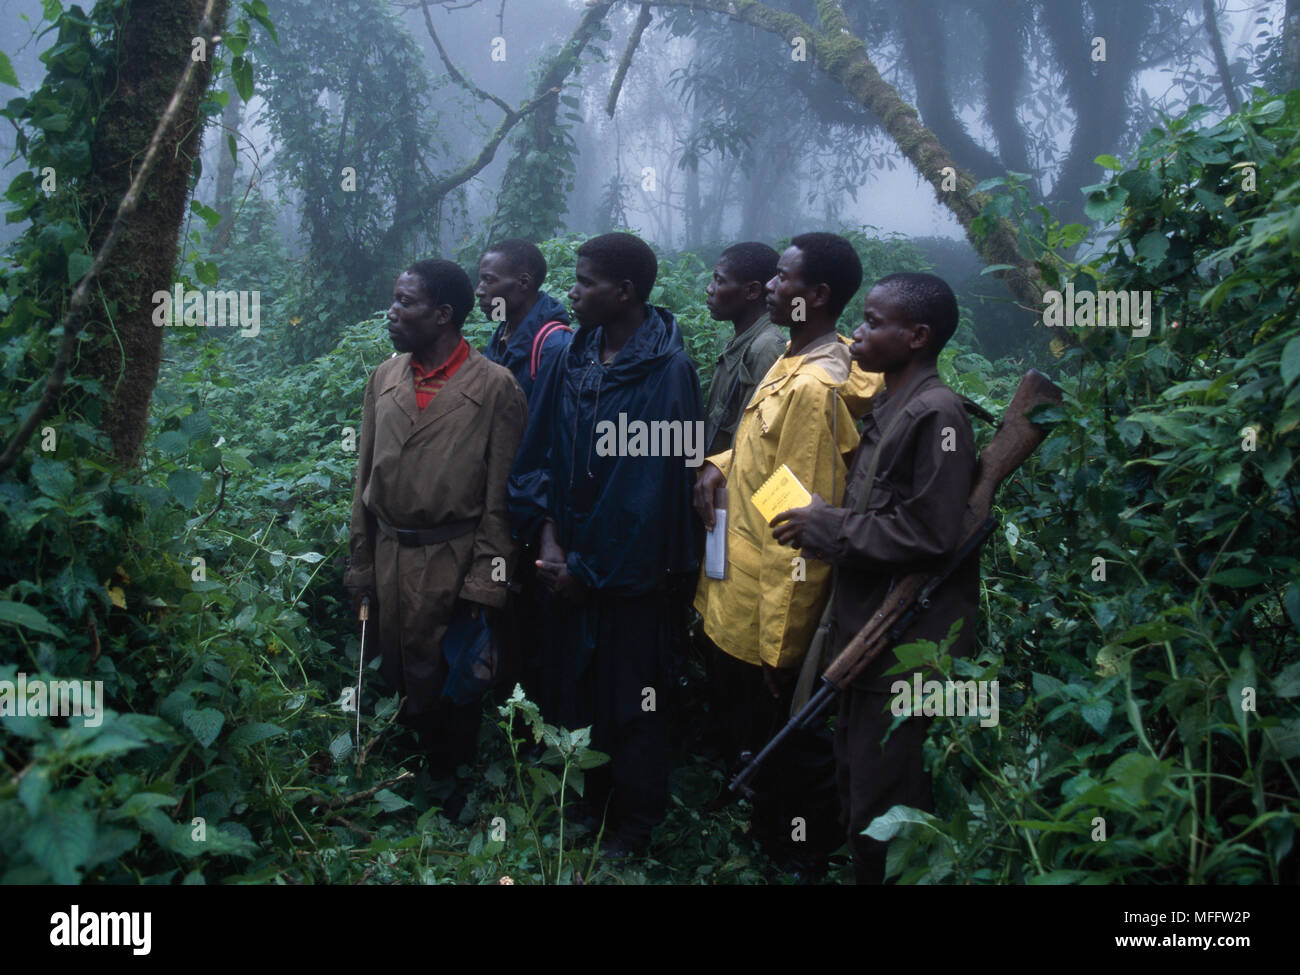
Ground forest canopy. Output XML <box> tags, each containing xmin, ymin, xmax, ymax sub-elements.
<box><xmin>0</xmin><ymin>0</ymin><xmax>1297</xmax><ymax>890</ymax></box>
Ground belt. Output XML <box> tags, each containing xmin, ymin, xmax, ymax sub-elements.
<box><xmin>377</xmin><ymin>515</ymin><xmax>479</xmax><ymax>547</ymax></box>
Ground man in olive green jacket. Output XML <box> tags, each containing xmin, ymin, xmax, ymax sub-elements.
<box><xmin>702</xmin><ymin>242</ymin><xmax>787</xmax><ymax>455</ymax></box>
<box><xmin>345</xmin><ymin>259</ymin><xmax>527</xmax><ymax>776</ymax></box>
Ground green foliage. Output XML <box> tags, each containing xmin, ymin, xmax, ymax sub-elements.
<box><xmin>255</xmin><ymin>0</ymin><xmax>443</xmax><ymax>358</ymax></box>
<box><xmin>487</xmin><ymin>81</ymin><xmax>586</xmax><ymax>246</ymax></box>
<box><xmin>878</xmin><ymin>91</ymin><xmax>1300</xmax><ymax>884</ymax></box>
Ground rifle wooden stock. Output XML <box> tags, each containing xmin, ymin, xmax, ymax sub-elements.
<box><xmin>729</xmin><ymin>369</ymin><xmax>1063</xmax><ymax>795</ymax></box>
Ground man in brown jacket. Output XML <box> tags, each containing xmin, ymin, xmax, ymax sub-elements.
<box><xmin>345</xmin><ymin>259</ymin><xmax>527</xmax><ymax>783</ymax></box>
<box><xmin>772</xmin><ymin>272</ymin><xmax>977</xmax><ymax>884</ymax></box>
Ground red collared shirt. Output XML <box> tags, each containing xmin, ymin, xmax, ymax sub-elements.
<box><xmin>410</xmin><ymin>338</ymin><xmax>469</xmax><ymax>410</ymax></box>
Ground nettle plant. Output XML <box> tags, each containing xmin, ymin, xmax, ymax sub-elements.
<box><xmin>879</xmin><ymin>91</ymin><xmax>1300</xmax><ymax>884</ymax></box>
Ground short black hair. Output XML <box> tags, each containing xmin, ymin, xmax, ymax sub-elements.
<box><xmin>576</xmin><ymin>232</ymin><xmax>658</xmax><ymax>302</ymax></box>
<box><xmin>484</xmin><ymin>237</ymin><xmax>547</xmax><ymax>288</ymax></box>
<box><xmin>789</xmin><ymin>232</ymin><xmax>863</xmax><ymax>319</ymax></box>
<box><xmin>874</xmin><ymin>272</ymin><xmax>960</xmax><ymax>356</ymax></box>
<box><xmin>718</xmin><ymin>241</ymin><xmax>779</xmax><ymax>288</ymax></box>
<box><xmin>407</xmin><ymin>259</ymin><xmax>475</xmax><ymax>329</ymax></box>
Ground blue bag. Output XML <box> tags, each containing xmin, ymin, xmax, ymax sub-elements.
<box><xmin>440</xmin><ymin>601</ymin><xmax>499</xmax><ymax>706</ymax></box>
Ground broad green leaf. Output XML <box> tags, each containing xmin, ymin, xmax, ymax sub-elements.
<box><xmin>1261</xmin><ymin>448</ymin><xmax>1293</xmax><ymax>490</ymax></box>
<box><xmin>864</xmin><ymin>804</ymin><xmax>937</xmax><ymax>841</ymax></box>
<box><xmin>1081</xmin><ymin>699</ymin><xmax>1112</xmax><ymax>734</ymax></box>
<box><xmin>374</xmin><ymin>789</ymin><xmax>412</xmax><ymax>812</ymax></box>
<box><xmin>1281</xmin><ymin>335</ymin><xmax>1300</xmax><ymax>388</ymax></box>
<box><xmin>30</xmin><ymin>456</ymin><xmax>74</xmax><ymax>498</ymax></box>
<box><xmin>232</xmin><ymin>57</ymin><xmax>253</xmax><ymax>101</ymax></box>
<box><xmin>67</xmin><ymin>250</ymin><xmax>92</xmax><ymax>284</ymax></box>
<box><xmin>1274</xmin><ymin>661</ymin><xmax>1300</xmax><ymax>699</ymax></box>
<box><xmin>190</xmin><ymin>200</ymin><xmax>222</xmax><ymax>231</ymax></box>
<box><xmin>0</xmin><ymin>601</ymin><xmax>64</xmax><ymax>638</ymax></box>
<box><xmin>1208</xmin><ymin>568</ymin><xmax>1265</xmax><ymax>587</ymax></box>
<box><xmin>22</xmin><ymin>796</ymin><xmax>96</xmax><ymax>884</ymax></box>
<box><xmin>227</xmin><ymin>722</ymin><xmax>285</xmax><ymax>749</ymax></box>
<box><xmin>194</xmin><ymin>259</ymin><xmax>219</xmax><ymax>286</ymax></box>
<box><xmin>329</xmin><ymin>731</ymin><xmax>353</xmax><ymax>761</ymax></box>
<box><xmin>113</xmin><ymin>792</ymin><xmax>178</xmax><ymax>820</ymax></box>
<box><xmin>167</xmin><ymin>469</ymin><xmax>203</xmax><ymax>509</ymax></box>
<box><xmin>1285</xmin><ymin>582</ymin><xmax>1300</xmax><ymax>632</ymax></box>
<box><xmin>182</xmin><ymin>707</ymin><xmax>224</xmax><ymax>748</ymax></box>
<box><xmin>1135</xmin><ymin>231</ymin><xmax>1169</xmax><ymax>264</ymax></box>
<box><xmin>0</xmin><ymin>51</ymin><xmax>18</xmax><ymax>88</ymax></box>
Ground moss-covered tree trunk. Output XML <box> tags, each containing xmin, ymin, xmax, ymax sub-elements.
<box><xmin>79</xmin><ymin>0</ymin><xmax>229</xmax><ymax>466</ymax></box>
<box><xmin>1283</xmin><ymin>0</ymin><xmax>1300</xmax><ymax>93</ymax></box>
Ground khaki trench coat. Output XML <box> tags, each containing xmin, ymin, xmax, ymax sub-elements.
<box><xmin>344</xmin><ymin>345</ymin><xmax>527</xmax><ymax>714</ymax></box>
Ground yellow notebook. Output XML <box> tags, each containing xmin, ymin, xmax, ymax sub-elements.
<box><xmin>751</xmin><ymin>464</ymin><xmax>812</xmax><ymax>523</ymax></box>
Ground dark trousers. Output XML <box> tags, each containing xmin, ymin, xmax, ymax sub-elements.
<box><xmin>709</xmin><ymin>644</ymin><xmax>839</xmax><ymax>871</ymax></box>
<box><xmin>835</xmin><ymin>683</ymin><xmax>934</xmax><ymax>884</ymax></box>
<box><xmin>404</xmin><ymin>697</ymin><xmax>482</xmax><ymax>778</ymax></box>
<box><xmin>492</xmin><ymin>561</ymin><xmax>544</xmax><ymax>707</ymax></box>
<box><xmin>545</xmin><ymin>589</ymin><xmax>684</xmax><ymax>845</ymax></box>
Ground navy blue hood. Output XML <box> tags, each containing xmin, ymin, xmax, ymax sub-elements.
<box><xmin>482</xmin><ymin>291</ymin><xmax>571</xmax><ymax>402</ymax></box>
<box><xmin>508</xmin><ymin>304</ymin><xmax>702</xmax><ymax>593</ymax></box>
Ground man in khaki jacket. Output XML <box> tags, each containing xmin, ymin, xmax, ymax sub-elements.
<box><xmin>693</xmin><ymin>232</ymin><xmax>882</xmax><ymax>878</ymax></box>
<box><xmin>345</xmin><ymin>259</ymin><xmax>527</xmax><ymax>783</ymax></box>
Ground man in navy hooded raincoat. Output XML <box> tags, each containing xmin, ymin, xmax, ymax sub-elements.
<box><xmin>509</xmin><ymin>232</ymin><xmax>703</xmax><ymax>856</ymax></box>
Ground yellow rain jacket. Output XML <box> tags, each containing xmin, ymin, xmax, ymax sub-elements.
<box><xmin>694</xmin><ymin>333</ymin><xmax>882</xmax><ymax>669</ymax></box>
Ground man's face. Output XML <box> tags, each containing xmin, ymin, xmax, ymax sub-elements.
<box><xmin>765</xmin><ymin>246</ymin><xmax>814</xmax><ymax>328</ymax></box>
<box><xmin>475</xmin><ymin>251</ymin><xmax>529</xmax><ymax>323</ymax></box>
<box><xmin>568</xmin><ymin>256</ymin><xmax>627</xmax><ymax>328</ymax></box>
<box><xmin>387</xmin><ymin>271</ymin><xmax>448</xmax><ymax>354</ymax></box>
<box><xmin>705</xmin><ymin>259</ymin><xmax>752</xmax><ymax>322</ymax></box>
<box><xmin>850</xmin><ymin>284</ymin><xmax>921</xmax><ymax>373</ymax></box>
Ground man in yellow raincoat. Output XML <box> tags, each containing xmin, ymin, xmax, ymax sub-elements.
<box><xmin>693</xmin><ymin>232</ymin><xmax>882</xmax><ymax>879</ymax></box>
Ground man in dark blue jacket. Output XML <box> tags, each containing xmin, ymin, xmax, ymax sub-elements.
<box><xmin>509</xmin><ymin>232</ymin><xmax>703</xmax><ymax>856</ymax></box>
<box><xmin>476</xmin><ymin>239</ymin><xmax>573</xmax><ymax>703</ymax></box>
<box><xmin>476</xmin><ymin>238</ymin><xmax>572</xmax><ymax>401</ymax></box>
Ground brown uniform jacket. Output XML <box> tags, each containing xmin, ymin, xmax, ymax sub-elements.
<box><xmin>800</xmin><ymin>364</ymin><xmax>979</xmax><ymax>690</ymax></box>
<box><xmin>344</xmin><ymin>345</ymin><xmax>527</xmax><ymax>713</ymax></box>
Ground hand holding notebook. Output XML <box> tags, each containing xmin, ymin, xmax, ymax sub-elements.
<box><xmin>751</xmin><ymin>463</ymin><xmax>812</xmax><ymax>523</ymax></box>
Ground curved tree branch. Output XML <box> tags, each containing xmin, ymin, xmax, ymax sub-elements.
<box><xmin>420</xmin><ymin>0</ymin><xmax>514</xmax><ymax>115</ymax></box>
<box><xmin>607</xmin><ymin>4</ymin><xmax>653</xmax><ymax>117</ymax></box>
<box><xmin>382</xmin><ymin>0</ymin><xmax>613</xmax><ymax>252</ymax></box>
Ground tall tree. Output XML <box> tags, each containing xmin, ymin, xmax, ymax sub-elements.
<box><xmin>0</xmin><ymin>0</ymin><xmax>233</xmax><ymax>470</ymax></box>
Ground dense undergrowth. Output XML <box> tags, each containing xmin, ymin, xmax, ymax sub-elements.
<box><xmin>2</xmin><ymin>93</ymin><xmax>1299</xmax><ymax>884</ymax></box>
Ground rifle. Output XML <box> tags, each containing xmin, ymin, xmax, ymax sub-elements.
<box><xmin>730</xmin><ymin>369</ymin><xmax>1063</xmax><ymax>797</ymax></box>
